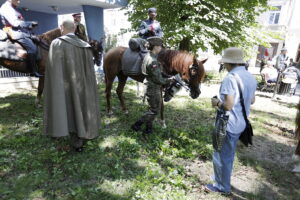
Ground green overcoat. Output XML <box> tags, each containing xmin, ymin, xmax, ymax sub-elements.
<box><xmin>43</xmin><ymin>34</ymin><xmax>100</xmax><ymax>139</ymax></box>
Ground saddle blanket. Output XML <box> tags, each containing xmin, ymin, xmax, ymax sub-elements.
<box><xmin>0</xmin><ymin>40</ymin><xmax>24</xmax><ymax>61</ymax></box>
<box><xmin>122</xmin><ymin>48</ymin><xmax>147</xmax><ymax>76</ymax></box>
<box><xmin>0</xmin><ymin>30</ymin><xmax>25</xmax><ymax>61</ymax></box>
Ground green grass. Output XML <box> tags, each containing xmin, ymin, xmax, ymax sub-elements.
<box><xmin>0</xmin><ymin>81</ymin><xmax>299</xmax><ymax>200</ymax></box>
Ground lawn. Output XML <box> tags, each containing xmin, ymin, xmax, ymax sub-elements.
<box><xmin>0</xmin><ymin>81</ymin><xmax>299</xmax><ymax>200</ymax></box>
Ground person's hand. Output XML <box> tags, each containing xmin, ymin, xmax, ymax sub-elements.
<box><xmin>31</xmin><ymin>21</ymin><xmax>38</xmax><ymax>27</ymax></box>
<box><xmin>168</xmin><ymin>76</ymin><xmax>176</xmax><ymax>82</ymax></box>
<box><xmin>148</xmin><ymin>24</ymin><xmax>155</xmax><ymax>33</ymax></box>
<box><xmin>211</xmin><ymin>96</ymin><xmax>220</xmax><ymax>107</ymax></box>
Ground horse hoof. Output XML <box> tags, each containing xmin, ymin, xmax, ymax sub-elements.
<box><xmin>107</xmin><ymin>111</ymin><xmax>113</xmax><ymax>117</ymax></box>
<box><xmin>161</xmin><ymin>120</ymin><xmax>167</xmax><ymax>129</ymax></box>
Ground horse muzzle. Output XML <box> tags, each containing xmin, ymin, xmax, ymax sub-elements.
<box><xmin>189</xmin><ymin>85</ymin><xmax>201</xmax><ymax>99</ymax></box>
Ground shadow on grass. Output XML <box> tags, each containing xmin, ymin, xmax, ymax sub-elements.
<box><xmin>1</xmin><ymin>81</ymin><xmax>298</xmax><ymax>199</ymax></box>
<box><xmin>233</xmin><ymin>134</ymin><xmax>300</xmax><ymax>200</ymax></box>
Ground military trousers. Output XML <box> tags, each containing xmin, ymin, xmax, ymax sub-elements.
<box><xmin>139</xmin><ymin>87</ymin><xmax>161</xmax><ymax>124</ymax></box>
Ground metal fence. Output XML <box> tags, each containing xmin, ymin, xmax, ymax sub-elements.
<box><xmin>0</xmin><ymin>66</ymin><xmax>29</xmax><ymax>78</ymax></box>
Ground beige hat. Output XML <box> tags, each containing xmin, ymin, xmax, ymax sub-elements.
<box><xmin>219</xmin><ymin>47</ymin><xmax>246</xmax><ymax>64</ymax></box>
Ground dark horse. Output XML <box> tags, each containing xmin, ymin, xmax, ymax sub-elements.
<box><xmin>103</xmin><ymin>46</ymin><xmax>206</xmax><ymax>125</ymax></box>
<box><xmin>0</xmin><ymin>28</ymin><xmax>102</xmax><ymax>106</ymax></box>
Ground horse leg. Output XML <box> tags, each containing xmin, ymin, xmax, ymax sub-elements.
<box><xmin>105</xmin><ymin>75</ymin><xmax>114</xmax><ymax>116</ymax></box>
<box><xmin>116</xmin><ymin>74</ymin><xmax>128</xmax><ymax>114</ymax></box>
<box><xmin>160</xmin><ymin>89</ymin><xmax>166</xmax><ymax>128</ymax></box>
<box><xmin>35</xmin><ymin>76</ymin><xmax>44</xmax><ymax>108</ymax></box>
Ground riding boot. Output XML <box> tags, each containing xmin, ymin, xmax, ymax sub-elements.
<box><xmin>131</xmin><ymin>120</ymin><xmax>143</xmax><ymax>132</ymax></box>
<box><xmin>143</xmin><ymin>122</ymin><xmax>153</xmax><ymax>135</ymax></box>
<box><xmin>27</xmin><ymin>53</ymin><xmax>43</xmax><ymax>77</ymax></box>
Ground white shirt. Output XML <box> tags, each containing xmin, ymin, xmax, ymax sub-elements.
<box><xmin>0</xmin><ymin>1</ymin><xmax>24</xmax><ymax>27</ymax></box>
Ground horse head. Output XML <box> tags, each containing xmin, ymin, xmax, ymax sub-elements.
<box><xmin>180</xmin><ymin>57</ymin><xmax>207</xmax><ymax>99</ymax></box>
<box><xmin>89</xmin><ymin>39</ymin><xmax>103</xmax><ymax>66</ymax></box>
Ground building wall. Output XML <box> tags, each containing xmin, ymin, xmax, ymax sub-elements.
<box><xmin>257</xmin><ymin>0</ymin><xmax>300</xmax><ymax>62</ymax></box>
<box><xmin>21</xmin><ymin>10</ymin><xmax>58</xmax><ymax>34</ymax></box>
<box><xmin>83</xmin><ymin>5</ymin><xmax>104</xmax><ymax>41</ymax></box>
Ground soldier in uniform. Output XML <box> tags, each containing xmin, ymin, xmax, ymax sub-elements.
<box><xmin>138</xmin><ymin>8</ymin><xmax>163</xmax><ymax>39</ymax></box>
<box><xmin>275</xmin><ymin>47</ymin><xmax>288</xmax><ymax>72</ymax></box>
<box><xmin>0</xmin><ymin>0</ymin><xmax>42</xmax><ymax>77</ymax></box>
<box><xmin>131</xmin><ymin>37</ymin><xmax>174</xmax><ymax>135</ymax></box>
<box><xmin>72</xmin><ymin>13</ymin><xmax>88</xmax><ymax>42</ymax></box>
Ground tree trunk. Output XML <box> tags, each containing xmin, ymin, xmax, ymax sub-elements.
<box><xmin>179</xmin><ymin>38</ymin><xmax>190</xmax><ymax>51</ymax></box>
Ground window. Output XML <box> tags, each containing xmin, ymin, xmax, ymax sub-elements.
<box><xmin>268</xmin><ymin>6</ymin><xmax>281</xmax><ymax>24</ymax></box>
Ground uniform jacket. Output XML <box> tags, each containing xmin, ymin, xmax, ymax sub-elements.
<box><xmin>142</xmin><ymin>52</ymin><xmax>170</xmax><ymax>90</ymax></box>
<box><xmin>139</xmin><ymin>19</ymin><xmax>163</xmax><ymax>39</ymax></box>
<box><xmin>0</xmin><ymin>1</ymin><xmax>34</xmax><ymax>39</ymax></box>
<box><xmin>75</xmin><ymin>22</ymin><xmax>87</xmax><ymax>42</ymax></box>
<box><xmin>44</xmin><ymin>34</ymin><xmax>100</xmax><ymax>139</ymax></box>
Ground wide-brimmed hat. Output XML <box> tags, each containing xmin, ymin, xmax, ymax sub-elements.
<box><xmin>148</xmin><ymin>8</ymin><xmax>157</xmax><ymax>13</ymax></box>
<box><xmin>219</xmin><ymin>47</ymin><xmax>246</xmax><ymax>64</ymax></box>
<box><xmin>147</xmin><ymin>36</ymin><xmax>163</xmax><ymax>46</ymax></box>
<box><xmin>72</xmin><ymin>13</ymin><xmax>81</xmax><ymax>17</ymax></box>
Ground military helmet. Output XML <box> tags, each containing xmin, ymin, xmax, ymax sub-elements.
<box><xmin>281</xmin><ymin>47</ymin><xmax>287</xmax><ymax>51</ymax></box>
<box><xmin>148</xmin><ymin>8</ymin><xmax>157</xmax><ymax>13</ymax></box>
<box><xmin>147</xmin><ymin>36</ymin><xmax>163</xmax><ymax>46</ymax></box>
<box><xmin>72</xmin><ymin>13</ymin><xmax>81</xmax><ymax>17</ymax></box>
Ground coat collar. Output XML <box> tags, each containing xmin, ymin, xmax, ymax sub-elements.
<box><xmin>59</xmin><ymin>34</ymin><xmax>90</xmax><ymax>48</ymax></box>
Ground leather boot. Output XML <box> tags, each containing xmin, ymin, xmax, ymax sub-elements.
<box><xmin>143</xmin><ymin>122</ymin><xmax>153</xmax><ymax>135</ymax></box>
<box><xmin>131</xmin><ymin>120</ymin><xmax>143</xmax><ymax>132</ymax></box>
<box><xmin>27</xmin><ymin>53</ymin><xmax>43</xmax><ymax>77</ymax></box>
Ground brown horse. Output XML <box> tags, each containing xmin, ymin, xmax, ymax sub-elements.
<box><xmin>0</xmin><ymin>28</ymin><xmax>103</xmax><ymax>106</ymax></box>
<box><xmin>103</xmin><ymin>46</ymin><xmax>206</xmax><ymax>122</ymax></box>
<box><xmin>0</xmin><ymin>28</ymin><xmax>61</xmax><ymax>106</ymax></box>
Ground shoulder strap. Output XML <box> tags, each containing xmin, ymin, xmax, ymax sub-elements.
<box><xmin>231</xmin><ymin>73</ymin><xmax>249</xmax><ymax>124</ymax></box>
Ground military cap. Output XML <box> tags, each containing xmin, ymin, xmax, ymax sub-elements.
<box><xmin>281</xmin><ymin>47</ymin><xmax>287</xmax><ymax>51</ymax></box>
<box><xmin>147</xmin><ymin>36</ymin><xmax>163</xmax><ymax>46</ymax></box>
<box><xmin>72</xmin><ymin>13</ymin><xmax>81</xmax><ymax>17</ymax></box>
<box><xmin>148</xmin><ymin>8</ymin><xmax>157</xmax><ymax>13</ymax></box>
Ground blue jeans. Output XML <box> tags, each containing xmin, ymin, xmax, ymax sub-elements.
<box><xmin>212</xmin><ymin>131</ymin><xmax>241</xmax><ymax>193</ymax></box>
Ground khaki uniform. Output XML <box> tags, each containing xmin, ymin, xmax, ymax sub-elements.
<box><xmin>139</xmin><ymin>52</ymin><xmax>170</xmax><ymax>124</ymax></box>
<box><xmin>75</xmin><ymin>23</ymin><xmax>87</xmax><ymax>42</ymax></box>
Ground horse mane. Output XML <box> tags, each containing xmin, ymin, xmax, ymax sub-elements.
<box><xmin>39</xmin><ymin>28</ymin><xmax>61</xmax><ymax>44</ymax></box>
<box><xmin>158</xmin><ymin>49</ymin><xmax>194</xmax><ymax>74</ymax></box>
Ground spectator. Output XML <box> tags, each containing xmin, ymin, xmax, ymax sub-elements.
<box><xmin>292</xmin><ymin>100</ymin><xmax>300</xmax><ymax>173</ymax></box>
<box><xmin>275</xmin><ymin>47</ymin><xmax>288</xmax><ymax>72</ymax></box>
<box><xmin>43</xmin><ymin>20</ymin><xmax>100</xmax><ymax>152</ymax></box>
<box><xmin>261</xmin><ymin>61</ymin><xmax>278</xmax><ymax>83</ymax></box>
<box><xmin>206</xmin><ymin>47</ymin><xmax>257</xmax><ymax>194</ymax></box>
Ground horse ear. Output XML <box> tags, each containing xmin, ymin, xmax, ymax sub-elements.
<box><xmin>201</xmin><ymin>58</ymin><xmax>208</xmax><ymax>64</ymax></box>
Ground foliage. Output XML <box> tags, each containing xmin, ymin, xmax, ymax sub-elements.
<box><xmin>126</xmin><ymin>0</ymin><xmax>269</xmax><ymax>54</ymax></box>
<box><xmin>105</xmin><ymin>34</ymin><xmax>118</xmax><ymax>52</ymax></box>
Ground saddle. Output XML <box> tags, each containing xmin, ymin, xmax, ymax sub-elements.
<box><xmin>0</xmin><ymin>29</ymin><xmax>27</xmax><ymax>61</ymax></box>
<box><xmin>122</xmin><ymin>38</ymin><xmax>148</xmax><ymax>76</ymax></box>
<box><xmin>0</xmin><ymin>29</ymin><xmax>44</xmax><ymax>62</ymax></box>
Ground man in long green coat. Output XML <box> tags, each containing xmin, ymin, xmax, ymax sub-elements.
<box><xmin>43</xmin><ymin>20</ymin><xmax>100</xmax><ymax>152</ymax></box>
<box><xmin>131</xmin><ymin>36</ymin><xmax>174</xmax><ymax>135</ymax></box>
